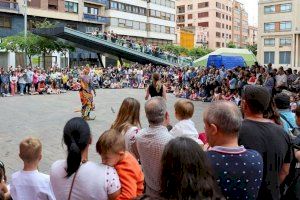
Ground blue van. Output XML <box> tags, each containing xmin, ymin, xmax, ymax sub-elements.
<box><xmin>207</xmin><ymin>55</ymin><xmax>246</xmax><ymax>69</ymax></box>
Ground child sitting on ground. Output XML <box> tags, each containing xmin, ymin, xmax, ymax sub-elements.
<box><xmin>10</xmin><ymin>137</ymin><xmax>55</xmax><ymax>200</ymax></box>
<box><xmin>96</xmin><ymin>130</ymin><xmax>144</xmax><ymax>200</ymax></box>
<box><xmin>29</xmin><ymin>84</ymin><xmax>38</xmax><ymax>95</ymax></box>
<box><xmin>170</xmin><ymin>99</ymin><xmax>203</xmax><ymax>145</ymax></box>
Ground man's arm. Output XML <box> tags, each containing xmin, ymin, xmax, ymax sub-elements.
<box><xmin>279</xmin><ymin>163</ymin><xmax>290</xmax><ymax>184</ymax></box>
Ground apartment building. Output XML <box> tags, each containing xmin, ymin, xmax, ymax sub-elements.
<box><xmin>232</xmin><ymin>0</ymin><xmax>248</xmax><ymax>48</ymax></box>
<box><xmin>0</xmin><ymin>0</ymin><xmax>109</xmax><ymax>67</ymax></box>
<box><xmin>176</xmin><ymin>0</ymin><xmax>250</xmax><ymax>50</ymax></box>
<box><xmin>248</xmin><ymin>25</ymin><xmax>258</xmax><ymax>45</ymax></box>
<box><xmin>106</xmin><ymin>0</ymin><xmax>176</xmax><ymax>45</ymax></box>
<box><xmin>257</xmin><ymin>0</ymin><xmax>300</xmax><ymax>68</ymax></box>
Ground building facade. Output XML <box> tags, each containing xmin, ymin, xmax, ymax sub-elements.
<box><xmin>257</xmin><ymin>0</ymin><xmax>300</xmax><ymax>68</ymax></box>
<box><xmin>176</xmin><ymin>0</ymin><xmax>250</xmax><ymax>50</ymax></box>
<box><xmin>232</xmin><ymin>0</ymin><xmax>248</xmax><ymax>48</ymax></box>
<box><xmin>105</xmin><ymin>0</ymin><xmax>176</xmax><ymax>45</ymax></box>
<box><xmin>0</xmin><ymin>0</ymin><xmax>177</xmax><ymax>68</ymax></box>
<box><xmin>248</xmin><ymin>25</ymin><xmax>258</xmax><ymax>46</ymax></box>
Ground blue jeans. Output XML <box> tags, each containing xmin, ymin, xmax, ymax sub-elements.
<box><xmin>19</xmin><ymin>83</ymin><xmax>25</xmax><ymax>94</ymax></box>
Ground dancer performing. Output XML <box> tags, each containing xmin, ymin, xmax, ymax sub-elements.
<box><xmin>79</xmin><ymin>66</ymin><xmax>96</xmax><ymax>120</ymax></box>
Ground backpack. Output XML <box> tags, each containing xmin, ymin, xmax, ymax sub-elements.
<box><xmin>280</xmin><ymin>113</ymin><xmax>300</xmax><ymax>140</ymax></box>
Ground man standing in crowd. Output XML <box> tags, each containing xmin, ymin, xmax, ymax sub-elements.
<box><xmin>204</xmin><ymin>101</ymin><xmax>263</xmax><ymax>200</ymax></box>
<box><xmin>25</xmin><ymin>67</ymin><xmax>34</xmax><ymax>94</ymax></box>
<box><xmin>274</xmin><ymin>93</ymin><xmax>297</xmax><ymax>133</ymax></box>
<box><xmin>136</xmin><ymin>97</ymin><xmax>173</xmax><ymax>197</ymax></box>
<box><xmin>239</xmin><ymin>85</ymin><xmax>292</xmax><ymax>199</ymax></box>
<box><xmin>276</xmin><ymin>66</ymin><xmax>288</xmax><ymax>91</ymax></box>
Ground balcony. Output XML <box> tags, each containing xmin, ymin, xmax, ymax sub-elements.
<box><xmin>83</xmin><ymin>13</ymin><xmax>109</xmax><ymax>24</ymax></box>
<box><xmin>84</xmin><ymin>0</ymin><xmax>108</xmax><ymax>6</ymax></box>
<box><xmin>0</xmin><ymin>1</ymin><xmax>19</xmax><ymax>12</ymax></box>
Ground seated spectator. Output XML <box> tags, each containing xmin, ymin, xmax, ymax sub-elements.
<box><xmin>136</xmin><ymin>97</ymin><xmax>174</xmax><ymax>196</ymax></box>
<box><xmin>111</xmin><ymin>97</ymin><xmax>141</xmax><ymax>158</ymax></box>
<box><xmin>96</xmin><ymin>129</ymin><xmax>144</xmax><ymax>200</ymax></box>
<box><xmin>160</xmin><ymin>137</ymin><xmax>223</xmax><ymax>200</ymax></box>
<box><xmin>204</xmin><ymin>101</ymin><xmax>263</xmax><ymax>199</ymax></box>
<box><xmin>29</xmin><ymin>84</ymin><xmax>38</xmax><ymax>95</ymax></box>
<box><xmin>274</xmin><ymin>93</ymin><xmax>298</xmax><ymax>134</ymax></box>
<box><xmin>239</xmin><ymin>85</ymin><xmax>292</xmax><ymax>199</ymax></box>
<box><xmin>37</xmin><ymin>81</ymin><xmax>46</xmax><ymax>94</ymax></box>
<box><xmin>189</xmin><ymin>89</ymin><xmax>199</xmax><ymax>101</ymax></box>
<box><xmin>10</xmin><ymin>137</ymin><xmax>55</xmax><ymax>200</ymax></box>
<box><xmin>170</xmin><ymin>99</ymin><xmax>203</xmax><ymax>145</ymax></box>
<box><xmin>50</xmin><ymin>117</ymin><xmax>121</xmax><ymax>200</ymax></box>
<box><xmin>0</xmin><ymin>161</ymin><xmax>10</xmax><ymax>200</ymax></box>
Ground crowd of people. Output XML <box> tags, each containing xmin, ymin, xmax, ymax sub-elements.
<box><xmin>91</xmin><ymin>30</ymin><xmax>190</xmax><ymax>65</ymax></box>
<box><xmin>1</xmin><ymin>63</ymin><xmax>300</xmax><ymax>107</ymax></box>
<box><xmin>1</xmin><ymin>84</ymin><xmax>300</xmax><ymax>200</ymax></box>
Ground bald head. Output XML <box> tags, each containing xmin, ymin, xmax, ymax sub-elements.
<box><xmin>203</xmin><ymin>101</ymin><xmax>242</xmax><ymax>135</ymax></box>
<box><xmin>145</xmin><ymin>97</ymin><xmax>167</xmax><ymax>126</ymax></box>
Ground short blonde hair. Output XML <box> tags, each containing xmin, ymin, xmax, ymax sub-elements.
<box><xmin>19</xmin><ymin>137</ymin><xmax>42</xmax><ymax>163</ymax></box>
<box><xmin>174</xmin><ymin>99</ymin><xmax>194</xmax><ymax>120</ymax></box>
<box><xmin>96</xmin><ymin>129</ymin><xmax>125</xmax><ymax>155</ymax></box>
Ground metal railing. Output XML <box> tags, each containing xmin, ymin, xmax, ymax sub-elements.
<box><xmin>84</xmin><ymin>0</ymin><xmax>108</xmax><ymax>6</ymax></box>
<box><xmin>83</xmin><ymin>14</ymin><xmax>109</xmax><ymax>24</ymax></box>
<box><xmin>0</xmin><ymin>1</ymin><xmax>19</xmax><ymax>11</ymax></box>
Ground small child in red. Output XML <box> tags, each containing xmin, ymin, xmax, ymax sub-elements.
<box><xmin>96</xmin><ymin>129</ymin><xmax>144</xmax><ymax>200</ymax></box>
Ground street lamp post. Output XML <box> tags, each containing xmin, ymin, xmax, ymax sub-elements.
<box><xmin>23</xmin><ymin>0</ymin><xmax>28</xmax><ymax>66</ymax></box>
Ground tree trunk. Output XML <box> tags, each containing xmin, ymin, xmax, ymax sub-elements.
<box><xmin>28</xmin><ymin>55</ymin><xmax>32</xmax><ymax>67</ymax></box>
<box><xmin>43</xmin><ymin>52</ymin><xmax>46</xmax><ymax>69</ymax></box>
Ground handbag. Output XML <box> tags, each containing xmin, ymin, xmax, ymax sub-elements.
<box><xmin>280</xmin><ymin>114</ymin><xmax>300</xmax><ymax>139</ymax></box>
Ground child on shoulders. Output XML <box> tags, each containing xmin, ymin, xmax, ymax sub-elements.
<box><xmin>170</xmin><ymin>99</ymin><xmax>203</xmax><ymax>145</ymax></box>
<box><xmin>10</xmin><ymin>137</ymin><xmax>55</xmax><ymax>200</ymax></box>
<box><xmin>96</xmin><ymin>130</ymin><xmax>144</xmax><ymax>200</ymax></box>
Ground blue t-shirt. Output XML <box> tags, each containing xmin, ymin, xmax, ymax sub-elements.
<box><xmin>206</xmin><ymin>146</ymin><xmax>263</xmax><ymax>200</ymax></box>
<box><xmin>278</xmin><ymin>109</ymin><xmax>298</xmax><ymax>133</ymax></box>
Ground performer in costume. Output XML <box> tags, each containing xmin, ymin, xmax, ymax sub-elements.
<box><xmin>79</xmin><ymin>66</ymin><xmax>96</xmax><ymax>120</ymax></box>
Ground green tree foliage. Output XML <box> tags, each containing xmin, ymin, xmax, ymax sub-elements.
<box><xmin>246</xmin><ymin>44</ymin><xmax>257</xmax><ymax>56</ymax></box>
<box><xmin>227</xmin><ymin>41</ymin><xmax>236</xmax><ymax>48</ymax></box>
<box><xmin>160</xmin><ymin>44</ymin><xmax>212</xmax><ymax>60</ymax></box>
<box><xmin>0</xmin><ymin>20</ymin><xmax>74</xmax><ymax>67</ymax></box>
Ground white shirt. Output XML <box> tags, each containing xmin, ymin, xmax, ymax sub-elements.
<box><xmin>170</xmin><ymin>119</ymin><xmax>203</xmax><ymax>145</ymax></box>
<box><xmin>124</xmin><ymin>126</ymin><xmax>139</xmax><ymax>158</ymax></box>
<box><xmin>276</xmin><ymin>74</ymin><xmax>287</xmax><ymax>87</ymax></box>
<box><xmin>50</xmin><ymin>160</ymin><xmax>120</xmax><ymax>200</ymax></box>
<box><xmin>10</xmin><ymin>170</ymin><xmax>56</xmax><ymax>200</ymax></box>
<box><xmin>136</xmin><ymin>125</ymin><xmax>174</xmax><ymax>196</ymax></box>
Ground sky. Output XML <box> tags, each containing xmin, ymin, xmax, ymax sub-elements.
<box><xmin>238</xmin><ymin>0</ymin><xmax>259</xmax><ymax>26</ymax></box>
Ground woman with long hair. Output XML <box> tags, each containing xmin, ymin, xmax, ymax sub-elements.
<box><xmin>50</xmin><ymin>117</ymin><xmax>121</xmax><ymax>200</ymax></box>
<box><xmin>145</xmin><ymin>72</ymin><xmax>166</xmax><ymax>100</ymax></box>
<box><xmin>160</xmin><ymin>137</ymin><xmax>223</xmax><ymax>200</ymax></box>
<box><xmin>111</xmin><ymin>97</ymin><xmax>141</xmax><ymax>158</ymax></box>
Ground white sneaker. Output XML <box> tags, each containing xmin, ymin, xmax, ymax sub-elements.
<box><xmin>20</xmin><ymin>93</ymin><xmax>24</xmax><ymax>96</ymax></box>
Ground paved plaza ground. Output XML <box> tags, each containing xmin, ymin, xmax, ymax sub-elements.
<box><xmin>0</xmin><ymin>89</ymin><xmax>208</xmax><ymax>178</ymax></box>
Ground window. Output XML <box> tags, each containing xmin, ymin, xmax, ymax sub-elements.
<box><xmin>279</xmin><ymin>51</ymin><xmax>291</xmax><ymax>64</ymax></box>
<box><xmin>264</xmin><ymin>52</ymin><xmax>275</xmax><ymax>64</ymax></box>
<box><xmin>119</xmin><ymin>19</ymin><xmax>126</xmax><ymax>27</ymax></box>
<box><xmin>280</xmin><ymin>21</ymin><xmax>292</xmax><ymax>31</ymax></box>
<box><xmin>198</xmin><ymin>12</ymin><xmax>208</xmax><ymax>18</ymax></box>
<box><xmin>216</xmin><ymin>32</ymin><xmax>221</xmax><ymax>38</ymax></box>
<box><xmin>140</xmin><ymin>8</ymin><xmax>146</xmax><ymax>15</ymax></box>
<box><xmin>280</xmin><ymin>38</ymin><xmax>292</xmax><ymax>46</ymax></box>
<box><xmin>187</xmin><ymin>4</ymin><xmax>193</xmax><ymax>10</ymax></box>
<box><xmin>216</xmin><ymin>2</ymin><xmax>221</xmax><ymax>9</ymax></box>
<box><xmin>264</xmin><ymin>5</ymin><xmax>275</xmax><ymax>14</ymax></box>
<box><xmin>65</xmin><ymin>1</ymin><xmax>78</xmax><ymax>13</ymax></box>
<box><xmin>198</xmin><ymin>22</ymin><xmax>208</xmax><ymax>27</ymax></box>
<box><xmin>198</xmin><ymin>2</ymin><xmax>209</xmax><ymax>8</ymax></box>
<box><xmin>140</xmin><ymin>23</ymin><xmax>146</xmax><ymax>31</ymax></box>
<box><xmin>216</xmin><ymin>22</ymin><xmax>221</xmax><ymax>28</ymax></box>
<box><xmin>110</xmin><ymin>1</ymin><xmax>118</xmax><ymax>9</ymax></box>
<box><xmin>216</xmin><ymin>42</ymin><xmax>221</xmax><ymax>47</ymax></box>
<box><xmin>188</xmin><ymin>24</ymin><xmax>193</xmax><ymax>27</ymax></box>
<box><xmin>264</xmin><ymin>38</ymin><xmax>275</xmax><ymax>46</ymax></box>
<box><xmin>216</xmin><ymin>12</ymin><xmax>221</xmax><ymax>18</ymax></box>
<box><xmin>0</xmin><ymin>16</ymin><xmax>11</xmax><ymax>28</ymax></box>
<box><xmin>280</xmin><ymin>3</ymin><xmax>292</xmax><ymax>12</ymax></box>
<box><xmin>264</xmin><ymin>23</ymin><xmax>275</xmax><ymax>32</ymax></box>
<box><xmin>188</xmin><ymin>14</ymin><xmax>193</xmax><ymax>19</ymax></box>
<box><xmin>48</xmin><ymin>0</ymin><xmax>58</xmax><ymax>10</ymax></box>
<box><xmin>132</xmin><ymin>21</ymin><xmax>139</xmax><ymax>29</ymax></box>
